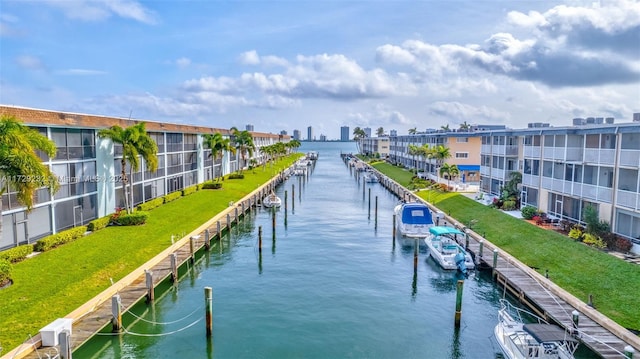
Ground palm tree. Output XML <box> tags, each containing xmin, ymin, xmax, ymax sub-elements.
<box><xmin>432</xmin><ymin>144</ymin><xmax>451</xmax><ymax>183</ymax></box>
<box><xmin>202</xmin><ymin>132</ymin><xmax>233</xmax><ymax>182</ymax></box>
<box><xmin>98</xmin><ymin>123</ymin><xmax>158</xmax><ymax>213</ymax></box>
<box><xmin>352</xmin><ymin>127</ymin><xmax>366</xmax><ymax>153</ymax></box>
<box><xmin>287</xmin><ymin>139</ymin><xmax>301</xmax><ymax>154</ymax></box>
<box><xmin>439</xmin><ymin>163</ymin><xmax>459</xmax><ymax>189</ymax></box>
<box><xmin>230</xmin><ymin>127</ymin><xmax>255</xmax><ymax>173</ymax></box>
<box><xmin>459</xmin><ymin>121</ymin><xmax>471</xmax><ymax>132</ymax></box>
<box><xmin>0</xmin><ymin>115</ymin><xmax>59</xmax><ymax>241</ymax></box>
<box><xmin>408</xmin><ymin>127</ymin><xmax>417</xmax><ymax>135</ymax></box>
<box><xmin>376</xmin><ymin>127</ymin><xmax>385</xmax><ymax>137</ymax></box>
<box><xmin>440</xmin><ymin>124</ymin><xmax>451</xmax><ymax>132</ymax></box>
<box><xmin>407</xmin><ymin>144</ymin><xmax>421</xmax><ymax>171</ymax></box>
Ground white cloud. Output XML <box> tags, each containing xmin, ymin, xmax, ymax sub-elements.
<box><xmin>428</xmin><ymin>101</ymin><xmax>511</xmax><ymax>124</ymax></box>
<box><xmin>55</xmin><ymin>69</ymin><xmax>107</xmax><ymax>76</ymax></box>
<box><xmin>43</xmin><ymin>0</ymin><xmax>157</xmax><ymax>24</ymax></box>
<box><xmin>15</xmin><ymin>55</ymin><xmax>45</xmax><ymax>71</ymax></box>
<box><xmin>239</xmin><ymin>50</ymin><xmax>261</xmax><ymax>65</ymax></box>
<box><xmin>175</xmin><ymin>57</ymin><xmax>191</xmax><ymax>69</ymax></box>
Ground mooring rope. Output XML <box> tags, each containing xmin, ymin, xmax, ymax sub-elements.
<box><xmin>122</xmin><ymin>317</ymin><xmax>203</xmax><ymax>337</ymax></box>
<box><xmin>126</xmin><ymin>305</ymin><xmax>203</xmax><ymax>326</ymax></box>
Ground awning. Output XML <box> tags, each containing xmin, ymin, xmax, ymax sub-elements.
<box><xmin>456</xmin><ymin>165</ymin><xmax>480</xmax><ymax>171</ymax></box>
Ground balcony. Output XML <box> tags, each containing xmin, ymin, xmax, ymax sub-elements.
<box><xmin>523</xmin><ymin>146</ymin><xmax>541</xmax><ymax>158</ymax></box>
<box><xmin>620</xmin><ymin>150</ymin><xmax>640</xmax><ymax>168</ymax></box>
<box><xmin>481</xmin><ymin>144</ymin><xmax>491</xmax><ymax>155</ymax></box>
<box><xmin>616</xmin><ymin>190</ymin><xmax>639</xmax><ymax>211</ymax></box>
<box><xmin>584</xmin><ymin>148</ymin><xmax>615</xmax><ymax>165</ymax></box>
<box><xmin>480</xmin><ymin>166</ymin><xmax>491</xmax><ymax>176</ymax></box>
<box><xmin>522</xmin><ymin>174</ymin><xmax>539</xmax><ymax>187</ymax></box>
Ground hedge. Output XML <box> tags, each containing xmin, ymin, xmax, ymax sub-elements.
<box><xmin>182</xmin><ymin>185</ymin><xmax>198</xmax><ymax>197</ymax></box>
<box><xmin>87</xmin><ymin>216</ymin><xmax>111</xmax><ymax>232</ymax></box>
<box><xmin>112</xmin><ymin>211</ymin><xmax>149</xmax><ymax>226</ymax></box>
<box><xmin>164</xmin><ymin>191</ymin><xmax>182</xmax><ymax>203</ymax></box>
<box><xmin>0</xmin><ymin>244</ymin><xmax>34</xmax><ymax>263</ymax></box>
<box><xmin>34</xmin><ymin>226</ymin><xmax>88</xmax><ymax>252</ymax></box>
<box><xmin>228</xmin><ymin>173</ymin><xmax>244</xmax><ymax>179</ymax></box>
<box><xmin>0</xmin><ymin>259</ymin><xmax>11</xmax><ymax>286</ymax></box>
<box><xmin>202</xmin><ymin>182</ymin><xmax>222</xmax><ymax>190</ymax></box>
<box><xmin>137</xmin><ymin>197</ymin><xmax>165</xmax><ymax>212</ymax></box>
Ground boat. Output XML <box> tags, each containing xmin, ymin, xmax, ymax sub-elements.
<box><xmin>425</xmin><ymin>226</ymin><xmax>475</xmax><ymax>274</ymax></box>
<box><xmin>363</xmin><ymin>171</ymin><xmax>379</xmax><ymax>183</ymax></box>
<box><xmin>263</xmin><ymin>192</ymin><xmax>282</xmax><ymax>208</ymax></box>
<box><xmin>495</xmin><ymin>299</ymin><xmax>578</xmax><ymax>359</ymax></box>
<box><xmin>393</xmin><ymin>202</ymin><xmax>434</xmax><ymax>243</ymax></box>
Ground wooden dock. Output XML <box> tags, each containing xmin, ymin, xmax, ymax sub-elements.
<box><xmin>368</xmin><ymin>162</ymin><xmax>640</xmax><ymax>358</ymax></box>
<box><xmin>5</xmin><ymin>168</ymin><xmax>292</xmax><ymax>359</ymax></box>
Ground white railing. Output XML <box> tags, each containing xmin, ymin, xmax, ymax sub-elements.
<box><xmin>597</xmin><ymin>187</ymin><xmax>613</xmax><ymax>203</ymax></box>
<box><xmin>582</xmin><ymin>184</ymin><xmax>598</xmax><ymax>200</ymax></box>
<box><xmin>541</xmin><ymin>177</ymin><xmax>553</xmax><ymax>190</ymax></box>
<box><xmin>522</xmin><ymin>174</ymin><xmax>539</xmax><ymax>187</ymax></box>
<box><xmin>481</xmin><ymin>144</ymin><xmax>491</xmax><ymax>154</ymax></box>
<box><xmin>480</xmin><ymin>166</ymin><xmax>491</xmax><ymax>176</ymax></box>
<box><xmin>492</xmin><ymin>145</ymin><xmax>506</xmax><ymax>156</ymax></box>
<box><xmin>565</xmin><ymin>147</ymin><xmax>583</xmax><ymax>162</ymax></box>
<box><xmin>616</xmin><ymin>190</ymin><xmax>639</xmax><ymax>210</ymax></box>
<box><xmin>584</xmin><ymin>148</ymin><xmax>615</xmax><ymax>165</ymax></box>
<box><xmin>619</xmin><ymin>150</ymin><xmax>640</xmax><ymax>168</ymax></box>
<box><xmin>523</xmin><ymin>146</ymin><xmax>541</xmax><ymax>158</ymax></box>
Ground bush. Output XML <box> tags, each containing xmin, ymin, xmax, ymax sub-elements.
<box><xmin>614</xmin><ymin>237</ymin><xmax>633</xmax><ymax>253</ymax></box>
<box><xmin>137</xmin><ymin>197</ymin><xmax>165</xmax><ymax>212</ymax></box>
<box><xmin>182</xmin><ymin>185</ymin><xmax>198</xmax><ymax>196</ymax></box>
<box><xmin>113</xmin><ymin>211</ymin><xmax>149</xmax><ymax>226</ymax></box>
<box><xmin>502</xmin><ymin>200</ymin><xmax>517</xmax><ymax>211</ymax></box>
<box><xmin>568</xmin><ymin>227</ymin><xmax>584</xmax><ymax>241</ymax></box>
<box><xmin>164</xmin><ymin>191</ymin><xmax>182</xmax><ymax>203</ymax></box>
<box><xmin>34</xmin><ymin>226</ymin><xmax>87</xmax><ymax>252</ymax></box>
<box><xmin>228</xmin><ymin>173</ymin><xmax>244</xmax><ymax>180</ymax></box>
<box><xmin>0</xmin><ymin>244</ymin><xmax>34</xmax><ymax>263</ymax></box>
<box><xmin>521</xmin><ymin>206</ymin><xmax>538</xmax><ymax>220</ymax></box>
<box><xmin>0</xmin><ymin>259</ymin><xmax>12</xmax><ymax>286</ymax></box>
<box><xmin>88</xmin><ymin>216</ymin><xmax>111</xmax><ymax>232</ymax></box>
<box><xmin>583</xmin><ymin>233</ymin><xmax>607</xmax><ymax>249</ymax></box>
<box><xmin>202</xmin><ymin>182</ymin><xmax>223</xmax><ymax>190</ymax></box>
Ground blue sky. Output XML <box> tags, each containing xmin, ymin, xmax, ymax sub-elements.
<box><xmin>1</xmin><ymin>0</ymin><xmax>638</xmax><ymax>139</ymax></box>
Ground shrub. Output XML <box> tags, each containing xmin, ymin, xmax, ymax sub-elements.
<box><xmin>164</xmin><ymin>191</ymin><xmax>182</xmax><ymax>203</ymax></box>
<box><xmin>583</xmin><ymin>233</ymin><xmax>607</xmax><ymax>249</ymax></box>
<box><xmin>202</xmin><ymin>182</ymin><xmax>223</xmax><ymax>190</ymax></box>
<box><xmin>532</xmin><ymin>215</ymin><xmax>543</xmax><ymax>226</ymax></box>
<box><xmin>614</xmin><ymin>237</ymin><xmax>633</xmax><ymax>253</ymax></box>
<box><xmin>34</xmin><ymin>226</ymin><xmax>87</xmax><ymax>252</ymax></box>
<box><xmin>502</xmin><ymin>200</ymin><xmax>517</xmax><ymax>211</ymax></box>
<box><xmin>521</xmin><ymin>206</ymin><xmax>538</xmax><ymax>220</ymax></box>
<box><xmin>182</xmin><ymin>185</ymin><xmax>198</xmax><ymax>196</ymax></box>
<box><xmin>137</xmin><ymin>197</ymin><xmax>165</xmax><ymax>212</ymax></box>
<box><xmin>113</xmin><ymin>211</ymin><xmax>149</xmax><ymax>226</ymax></box>
<box><xmin>568</xmin><ymin>227</ymin><xmax>584</xmax><ymax>241</ymax></box>
<box><xmin>0</xmin><ymin>244</ymin><xmax>34</xmax><ymax>263</ymax></box>
<box><xmin>0</xmin><ymin>259</ymin><xmax>12</xmax><ymax>286</ymax></box>
<box><xmin>88</xmin><ymin>216</ymin><xmax>111</xmax><ymax>232</ymax></box>
<box><xmin>228</xmin><ymin>173</ymin><xmax>244</xmax><ymax>179</ymax></box>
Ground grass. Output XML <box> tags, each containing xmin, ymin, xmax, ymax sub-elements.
<box><xmin>372</xmin><ymin>162</ymin><xmax>640</xmax><ymax>331</ymax></box>
<box><xmin>0</xmin><ymin>155</ymin><xmax>301</xmax><ymax>352</ymax></box>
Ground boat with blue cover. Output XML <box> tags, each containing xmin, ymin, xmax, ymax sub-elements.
<box><xmin>425</xmin><ymin>226</ymin><xmax>475</xmax><ymax>274</ymax></box>
<box><xmin>393</xmin><ymin>202</ymin><xmax>434</xmax><ymax>244</ymax></box>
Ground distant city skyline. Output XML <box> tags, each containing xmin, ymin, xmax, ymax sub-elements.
<box><xmin>1</xmin><ymin>1</ymin><xmax>638</xmax><ymax>140</ymax></box>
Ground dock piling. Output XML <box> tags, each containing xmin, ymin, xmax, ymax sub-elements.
<box><xmin>145</xmin><ymin>270</ymin><xmax>154</xmax><ymax>302</ymax></box>
<box><xmin>625</xmin><ymin>345</ymin><xmax>635</xmax><ymax>359</ymax></box>
<box><xmin>478</xmin><ymin>240</ymin><xmax>484</xmax><ymax>258</ymax></box>
<box><xmin>217</xmin><ymin>221</ymin><xmax>221</xmax><ymax>239</ymax></box>
<box><xmin>59</xmin><ymin>330</ymin><xmax>71</xmax><ymax>359</ymax></box>
<box><xmin>572</xmin><ymin>310</ymin><xmax>580</xmax><ymax>334</ymax></box>
<box><xmin>205</xmin><ymin>287</ymin><xmax>213</xmax><ymax>337</ymax></box>
<box><xmin>392</xmin><ymin>214</ymin><xmax>396</xmax><ymax>239</ymax></box>
<box><xmin>375</xmin><ymin>196</ymin><xmax>378</xmax><ymax>226</ymax></box>
<box><xmin>170</xmin><ymin>253</ymin><xmax>178</xmax><ymax>283</ymax></box>
<box><xmin>454</xmin><ymin>280</ymin><xmax>464</xmax><ymax>327</ymax></box>
<box><xmin>204</xmin><ymin>229</ymin><xmax>211</xmax><ymax>251</ymax></box>
<box><xmin>111</xmin><ymin>294</ymin><xmax>122</xmax><ymax>332</ymax></box>
<box><xmin>258</xmin><ymin>226</ymin><xmax>263</xmax><ymax>252</ymax></box>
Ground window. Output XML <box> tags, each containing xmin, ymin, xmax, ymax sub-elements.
<box><xmin>455</xmin><ymin>152</ymin><xmax>469</xmax><ymax>158</ymax></box>
<box><xmin>456</xmin><ymin>137</ymin><xmax>469</xmax><ymax>143</ymax></box>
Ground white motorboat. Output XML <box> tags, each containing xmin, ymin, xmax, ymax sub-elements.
<box><xmin>263</xmin><ymin>192</ymin><xmax>282</xmax><ymax>208</ymax></box>
<box><xmin>363</xmin><ymin>171</ymin><xmax>379</xmax><ymax>183</ymax></box>
<box><xmin>495</xmin><ymin>299</ymin><xmax>578</xmax><ymax>359</ymax></box>
<box><xmin>393</xmin><ymin>202</ymin><xmax>433</xmax><ymax>244</ymax></box>
<box><xmin>424</xmin><ymin>226</ymin><xmax>475</xmax><ymax>275</ymax></box>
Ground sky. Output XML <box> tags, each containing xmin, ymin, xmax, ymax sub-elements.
<box><xmin>0</xmin><ymin>0</ymin><xmax>639</xmax><ymax>140</ymax></box>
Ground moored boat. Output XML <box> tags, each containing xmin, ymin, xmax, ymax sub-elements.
<box><xmin>494</xmin><ymin>299</ymin><xmax>578</xmax><ymax>359</ymax></box>
<box><xmin>393</xmin><ymin>202</ymin><xmax>433</xmax><ymax>244</ymax></box>
<box><xmin>363</xmin><ymin>171</ymin><xmax>379</xmax><ymax>183</ymax></box>
<box><xmin>263</xmin><ymin>192</ymin><xmax>282</xmax><ymax>208</ymax></box>
<box><xmin>424</xmin><ymin>226</ymin><xmax>475</xmax><ymax>275</ymax></box>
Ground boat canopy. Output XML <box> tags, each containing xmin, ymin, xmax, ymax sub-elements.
<box><xmin>523</xmin><ymin>324</ymin><xmax>578</xmax><ymax>343</ymax></box>
<box><xmin>429</xmin><ymin>226</ymin><xmax>464</xmax><ymax>236</ymax></box>
<box><xmin>401</xmin><ymin>203</ymin><xmax>434</xmax><ymax>225</ymax></box>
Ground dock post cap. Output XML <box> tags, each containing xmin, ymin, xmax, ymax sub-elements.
<box><xmin>493</xmin><ymin>249</ymin><xmax>498</xmax><ymax>253</ymax></box>
<box><xmin>191</xmin><ymin>235</ymin><xmax>202</xmax><ymax>240</ymax></box>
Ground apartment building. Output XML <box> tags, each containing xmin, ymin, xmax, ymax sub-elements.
<box><xmin>387</xmin><ymin>131</ymin><xmax>482</xmax><ymax>184</ymax></box>
<box><xmin>359</xmin><ymin>137</ymin><xmax>390</xmax><ymax>158</ymax></box>
<box><xmin>480</xmin><ymin>120</ymin><xmax>640</xmax><ymax>250</ymax></box>
<box><xmin>0</xmin><ymin>105</ymin><xmax>287</xmax><ymax>250</ymax></box>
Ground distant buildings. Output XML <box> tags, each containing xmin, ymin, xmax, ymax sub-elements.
<box><xmin>246</xmin><ymin>124</ymin><xmax>254</xmax><ymax>131</ymax></box>
<box><xmin>280</xmin><ymin>130</ymin><xmax>288</xmax><ymax>136</ymax></box>
<box><xmin>307</xmin><ymin>126</ymin><xmax>314</xmax><ymax>141</ymax></box>
<box><xmin>363</xmin><ymin>127</ymin><xmax>372</xmax><ymax>138</ymax></box>
<box><xmin>319</xmin><ymin>134</ymin><xmax>327</xmax><ymax>142</ymax></box>
<box><xmin>340</xmin><ymin>126</ymin><xmax>350</xmax><ymax>141</ymax></box>
<box><xmin>293</xmin><ymin>129</ymin><xmax>301</xmax><ymax>141</ymax></box>
<box><xmin>390</xmin><ymin>129</ymin><xmax>397</xmax><ymax>137</ymax></box>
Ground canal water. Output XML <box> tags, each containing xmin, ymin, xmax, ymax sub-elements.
<box><xmin>75</xmin><ymin>142</ymin><xmax>597</xmax><ymax>359</ymax></box>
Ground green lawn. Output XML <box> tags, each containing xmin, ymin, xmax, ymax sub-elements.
<box><xmin>372</xmin><ymin>162</ymin><xmax>640</xmax><ymax>331</ymax></box>
<box><xmin>0</xmin><ymin>155</ymin><xmax>301</xmax><ymax>351</ymax></box>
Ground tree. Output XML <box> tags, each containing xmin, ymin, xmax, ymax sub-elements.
<box><xmin>408</xmin><ymin>127</ymin><xmax>417</xmax><ymax>135</ymax></box>
<box><xmin>0</xmin><ymin>115</ymin><xmax>59</xmax><ymax>241</ymax></box>
<box><xmin>459</xmin><ymin>121</ymin><xmax>471</xmax><ymax>132</ymax></box>
<box><xmin>440</xmin><ymin>124</ymin><xmax>451</xmax><ymax>132</ymax></box>
<box><xmin>407</xmin><ymin>144</ymin><xmax>421</xmax><ymax>171</ymax></box>
<box><xmin>98</xmin><ymin>123</ymin><xmax>158</xmax><ymax>214</ymax></box>
<box><xmin>431</xmin><ymin>145</ymin><xmax>451</xmax><ymax>182</ymax></box>
<box><xmin>352</xmin><ymin>127</ymin><xmax>366</xmax><ymax>153</ymax></box>
<box><xmin>502</xmin><ymin>171</ymin><xmax>522</xmax><ymax>202</ymax></box>
<box><xmin>376</xmin><ymin>127</ymin><xmax>385</xmax><ymax>137</ymax></box>
<box><xmin>202</xmin><ymin>132</ymin><xmax>233</xmax><ymax>182</ymax></box>
<box><xmin>230</xmin><ymin>127</ymin><xmax>255</xmax><ymax>173</ymax></box>
<box><xmin>287</xmin><ymin>139</ymin><xmax>301</xmax><ymax>153</ymax></box>
<box><xmin>439</xmin><ymin>163</ymin><xmax>460</xmax><ymax>188</ymax></box>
